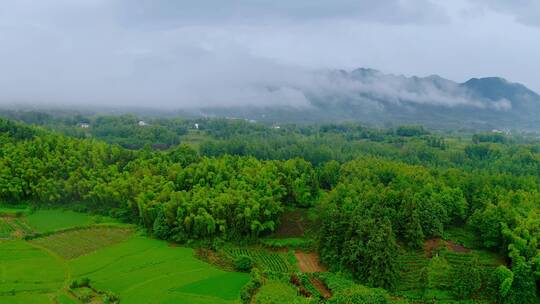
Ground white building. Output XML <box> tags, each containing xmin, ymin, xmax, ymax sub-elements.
<box><xmin>78</xmin><ymin>123</ymin><xmax>90</xmax><ymax>129</ymax></box>
<box><xmin>138</xmin><ymin>121</ymin><xmax>148</xmax><ymax>126</ymax></box>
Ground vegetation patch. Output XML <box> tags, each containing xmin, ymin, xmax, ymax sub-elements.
<box><xmin>253</xmin><ymin>280</ymin><xmax>310</xmax><ymax>304</ymax></box>
<box><xmin>0</xmin><ymin>218</ymin><xmax>14</xmax><ymax>239</ymax></box>
<box><xmin>260</xmin><ymin>237</ymin><xmax>315</xmax><ymax>250</ymax></box>
<box><xmin>223</xmin><ymin>247</ymin><xmax>293</xmax><ymax>273</ymax></box>
<box><xmin>26</xmin><ymin>210</ymin><xmax>116</xmax><ymax>233</ymax></box>
<box><xmin>69</xmin><ymin>277</ymin><xmax>120</xmax><ymax>304</ymax></box>
<box><xmin>0</xmin><ymin>240</ymin><xmax>65</xmax><ymax>301</ymax></box>
<box><xmin>68</xmin><ymin>236</ymin><xmax>249</xmax><ymax>303</ymax></box>
<box><xmin>30</xmin><ymin>226</ymin><xmax>132</xmax><ymax>259</ymax></box>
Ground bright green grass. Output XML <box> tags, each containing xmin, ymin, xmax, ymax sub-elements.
<box><xmin>30</xmin><ymin>227</ymin><xmax>133</xmax><ymax>259</ymax></box>
<box><xmin>0</xmin><ymin>205</ymin><xmax>31</xmax><ymax>217</ymax></box>
<box><xmin>2</xmin><ymin>235</ymin><xmax>249</xmax><ymax>303</ymax></box>
<box><xmin>26</xmin><ymin>210</ymin><xmax>116</xmax><ymax>233</ymax></box>
<box><xmin>69</xmin><ymin>236</ymin><xmax>249</xmax><ymax>303</ymax></box>
<box><xmin>0</xmin><ymin>241</ymin><xmax>66</xmax><ymax>302</ymax></box>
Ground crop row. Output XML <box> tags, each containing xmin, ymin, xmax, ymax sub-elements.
<box><xmin>224</xmin><ymin>247</ymin><xmax>291</xmax><ymax>272</ymax></box>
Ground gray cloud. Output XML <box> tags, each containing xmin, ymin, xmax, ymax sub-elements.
<box><xmin>113</xmin><ymin>0</ymin><xmax>450</xmax><ymax>28</ymax></box>
<box><xmin>0</xmin><ymin>0</ymin><xmax>538</xmax><ymax>110</ymax></box>
<box><xmin>471</xmin><ymin>0</ymin><xmax>540</xmax><ymax>27</ymax></box>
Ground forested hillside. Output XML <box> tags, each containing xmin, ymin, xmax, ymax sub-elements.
<box><xmin>1</xmin><ymin>115</ymin><xmax>540</xmax><ymax>303</ymax></box>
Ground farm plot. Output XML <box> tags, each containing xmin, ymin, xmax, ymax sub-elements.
<box><xmin>396</xmin><ymin>251</ymin><xmax>429</xmax><ymax>291</ymax></box>
<box><xmin>69</xmin><ymin>236</ymin><xmax>249</xmax><ymax>303</ymax></box>
<box><xmin>224</xmin><ymin>247</ymin><xmax>293</xmax><ymax>272</ymax></box>
<box><xmin>0</xmin><ymin>240</ymin><xmax>66</xmax><ymax>302</ymax></box>
<box><xmin>30</xmin><ymin>226</ymin><xmax>133</xmax><ymax>259</ymax></box>
<box><xmin>26</xmin><ymin>210</ymin><xmax>117</xmax><ymax>233</ymax></box>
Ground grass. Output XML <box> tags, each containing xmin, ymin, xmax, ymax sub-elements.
<box><xmin>0</xmin><ymin>240</ymin><xmax>66</xmax><ymax>301</ymax></box>
<box><xmin>30</xmin><ymin>227</ymin><xmax>133</xmax><ymax>259</ymax></box>
<box><xmin>69</xmin><ymin>236</ymin><xmax>249</xmax><ymax>303</ymax></box>
<box><xmin>260</xmin><ymin>237</ymin><xmax>315</xmax><ymax>250</ymax></box>
<box><xmin>2</xmin><ymin>218</ymin><xmax>249</xmax><ymax>303</ymax></box>
<box><xmin>2</xmin><ymin>236</ymin><xmax>249</xmax><ymax>303</ymax></box>
<box><xmin>254</xmin><ymin>281</ymin><xmax>310</xmax><ymax>304</ymax></box>
<box><xmin>0</xmin><ymin>218</ymin><xmax>14</xmax><ymax>238</ymax></box>
<box><xmin>0</xmin><ymin>205</ymin><xmax>31</xmax><ymax>217</ymax></box>
<box><xmin>26</xmin><ymin>210</ymin><xmax>116</xmax><ymax>233</ymax></box>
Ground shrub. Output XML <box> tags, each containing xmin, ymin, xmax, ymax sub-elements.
<box><xmin>235</xmin><ymin>255</ymin><xmax>255</xmax><ymax>272</ymax></box>
<box><xmin>70</xmin><ymin>277</ymin><xmax>91</xmax><ymax>289</ymax></box>
<box><xmin>240</xmin><ymin>268</ymin><xmax>263</xmax><ymax>304</ymax></box>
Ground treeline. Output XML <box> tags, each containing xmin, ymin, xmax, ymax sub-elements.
<box><xmin>0</xmin><ymin>111</ymin><xmax>190</xmax><ymax>149</ymax></box>
<box><xmin>317</xmin><ymin>157</ymin><xmax>540</xmax><ymax>302</ymax></box>
<box><xmin>0</xmin><ymin>119</ymin><xmax>318</xmax><ymax>243</ymax></box>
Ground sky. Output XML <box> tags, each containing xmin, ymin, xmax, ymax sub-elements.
<box><xmin>0</xmin><ymin>0</ymin><xmax>538</xmax><ymax>108</ymax></box>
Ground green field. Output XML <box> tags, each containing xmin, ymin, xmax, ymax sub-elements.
<box><xmin>1</xmin><ymin>213</ymin><xmax>250</xmax><ymax>304</ymax></box>
<box><xmin>25</xmin><ymin>210</ymin><xmax>116</xmax><ymax>233</ymax></box>
<box><xmin>69</xmin><ymin>237</ymin><xmax>249</xmax><ymax>303</ymax></box>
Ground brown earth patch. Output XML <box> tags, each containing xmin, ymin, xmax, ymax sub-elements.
<box><xmin>425</xmin><ymin>238</ymin><xmax>472</xmax><ymax>257</ymax></box>
<box><xmin>310</xmin><ymin>277</ymin><xmax>332</xmax><ymax>299</ymax></box>
<box><xmin>424</xmin><ymin>238</ymin><xmax>444</xmax><ymax>258</ymax></box>
<box><xmin>446</xmin><ymin>240</ymin><xmax>471</xmax><ymax>253</ymax></box>
<box><xmin>274</xmin><ymin>210</ymin><xmax>306</xmax><ymax>238</ymax></box>
<box><xmin>295</xmin><ymin>251</ymin><xmax>327</xmax><ymax>273</ymax></box>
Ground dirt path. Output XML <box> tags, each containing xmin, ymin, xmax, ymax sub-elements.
<box><xmin>294</xmin><ymin>251</ymin><xmax>327</xmax><ymax>273</ymax></box>
<box><xmin>310</xmin><ymin>277</ymin><xmax>332</xmax><ymax>299</ymax></box>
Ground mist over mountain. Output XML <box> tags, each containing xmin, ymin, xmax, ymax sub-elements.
<box><xmin>198</xmin><ymin>68</ymin><xmax>540</xmax><ymax>130</ymax></box>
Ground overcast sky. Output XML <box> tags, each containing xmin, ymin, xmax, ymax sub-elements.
<box><xmin>0</xmin><ymin>0</ymin><xmax>538</xmax><ymax>108</ymax></box>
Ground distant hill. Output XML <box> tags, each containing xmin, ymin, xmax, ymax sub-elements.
<box><xmin>197</xmin><ymin>68</ymin><xmax>540</xmax><ymax>130</ymax></box>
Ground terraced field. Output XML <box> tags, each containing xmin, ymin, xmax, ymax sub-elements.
<box><xmin>1</xmin><ymin>209</ymin><xmax>250</xmax><ymax>303</ymax></box>
<box><xmin>30</xmin><ymin>226</ymin><xmax>133</xmax><ymax>259</ymax></box>
<box><xmin>396</xmin><ymin>244</ymin><xmax>503</xmax><ymax>302</ymax></box>
<box><xmin>224</xmin><ymin>247</ymin><xmax>293</xmax><ymax>272</ymax></box>
<box><xmin>396</xmin><ymin>251</ymin><xmax>429</xmax><ymax>291</ymax></box>
<box><xmin>70</xmin><ymin>237</ymin><xmax>249</xmax><ymax>303</ymax></box>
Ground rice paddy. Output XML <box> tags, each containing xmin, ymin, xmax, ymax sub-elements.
<box><xmin>1</xmin><ymin>209</ymin><xmax>250</xmax><ymax>303</ymax></box>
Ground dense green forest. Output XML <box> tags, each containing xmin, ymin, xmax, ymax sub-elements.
<box><xmin>1</xmin><ymin>112</ymin><xmax>540</xmax><ymax>303</ymax></box>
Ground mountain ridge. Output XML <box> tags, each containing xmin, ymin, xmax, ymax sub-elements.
<box><xmin>199</xmin><ymin>68</ymin><xmax>540</xmax><ymax>130</ymax></box>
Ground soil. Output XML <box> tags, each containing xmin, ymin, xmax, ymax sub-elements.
<box><xmin>295</xmin><ymin>251</ymin><xmax>327</xmax><ymax>273</ymax></box>
<box><xmin>446</xmin><ymin>240</ymin><xmax>471</xmax><ymax>253</ymax></box>
<box><xmin>273</xmin><ymin>210</ymin><xmax>306</xmax><ymax>238</ymax></box>
<box><xmin>424</xmin><ymin>238</ymin><xmax>471</xmax><ymax>257</ymax></box>
<box><xmin>424</xmin><ymin>238</ymin><xmax>444</xmax><ymax>258</ymax></box>
<box><xmin>310</xmin><ymin>277</ymin><xmax>332</xmax><ymax>299</ymax></box>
